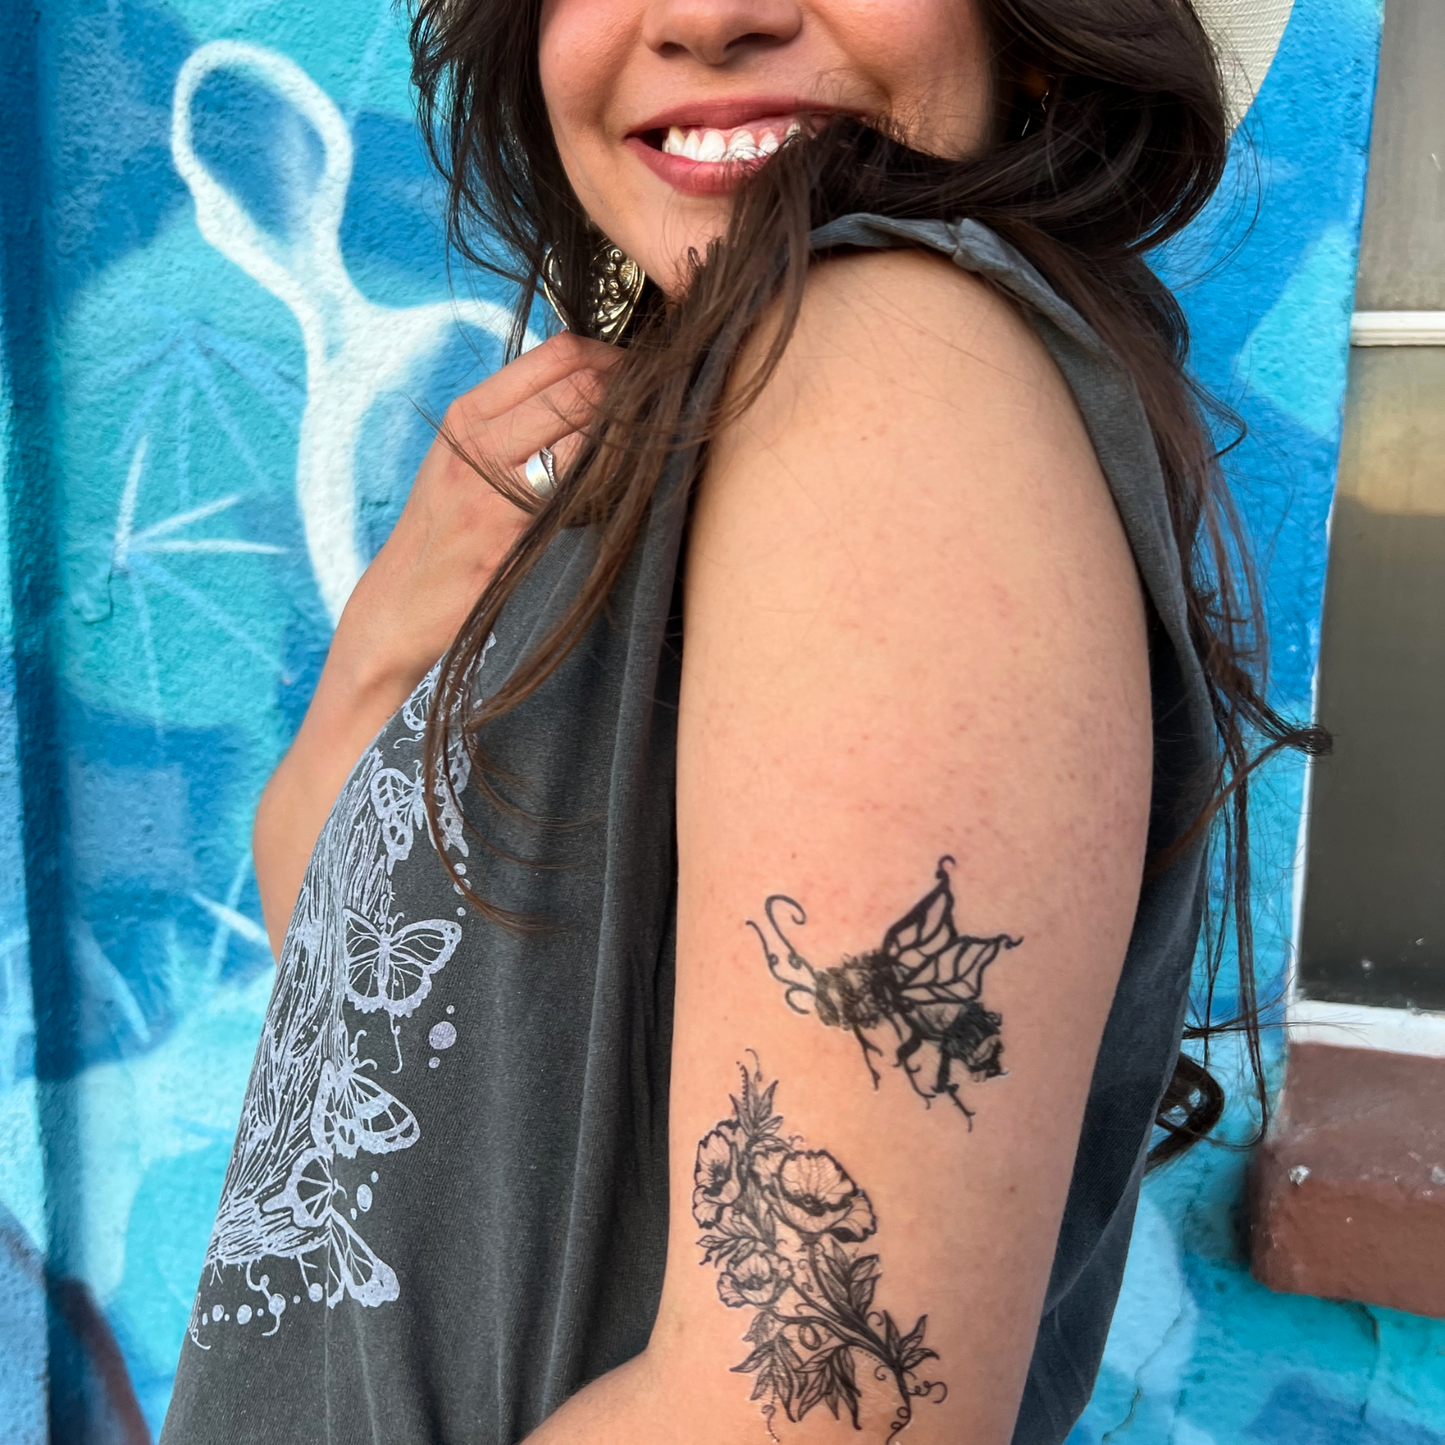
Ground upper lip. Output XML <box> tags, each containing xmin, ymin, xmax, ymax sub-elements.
<box><xmin>626</xmin><ymin>96</ymin><xmax>860</xmax><ymax>138</ymax></box>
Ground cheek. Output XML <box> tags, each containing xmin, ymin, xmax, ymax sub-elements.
<box><xmin>829</xmin><ymin>0</ymin><xmax>992</xmax><ymax>148</ymax></box>
<box><xmin>538</xmin><ymin>0</ymin><xmax>633</xmax><ymax>164</ymax></box>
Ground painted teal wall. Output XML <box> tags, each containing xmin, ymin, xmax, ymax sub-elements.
<box><xmin>1</xmin><ymin>1</ymin><xmax>1438</xmax><ymax>1441</ymax></box>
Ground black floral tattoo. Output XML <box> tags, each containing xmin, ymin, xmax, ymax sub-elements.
<box><xmin>694</xmin><ymin>1058</ymin><xmax>945</xmax><ymax>1442</ymax></box>
<box><xmin>748</xmin><ymin>857</ymin><xmax>1021</xmax><ymax>1121</ymax></box>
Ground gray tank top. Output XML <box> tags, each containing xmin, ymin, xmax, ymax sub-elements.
<box><xmin>162</xmin><ymin>217</ymin><xmax>1214</xmax><ymax>1445</ymax></box>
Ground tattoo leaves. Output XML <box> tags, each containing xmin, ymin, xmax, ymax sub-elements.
<box><xmin>694</xmin><ymin>1060</ymin><xmax>944</xmax><ymax>1442</ymax></box>
<box><xmin>748</xmin><ymin>857</ymin><xmax>1021</xmax><ymax>1121</ymax></box>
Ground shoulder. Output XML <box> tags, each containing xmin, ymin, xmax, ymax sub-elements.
<box><xmin>773</xmin><ymin>242</ymin><xmax>1052</xmax><ymax>379</ymax></box>
<box><xmin>699</xmin><ymin>243</ymin><xmax>1110</xmax><ymax>548</ymax></box>
<box><xmin>691</xmin><ymin>244</ymin><xmax>1139</xmax><ymax>679</ymax></box>
<box><xmin>731</xmin><ymin>244</ymin><xmax>1071</xmax><ymax>431</ymax></box>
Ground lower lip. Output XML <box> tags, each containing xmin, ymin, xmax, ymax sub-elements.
<box><xmin>625</xmin><ymin>136</ymin><xmax>771</xmax><ymax>197</ymax></box>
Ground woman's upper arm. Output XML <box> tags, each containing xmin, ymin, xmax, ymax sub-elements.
<box><xmin>656</xmin><ymin>248</ymin><xmax>1154</xmax><ymax>1442</ymax></box>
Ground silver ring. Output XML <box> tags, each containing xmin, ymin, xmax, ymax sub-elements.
<box><xmin>524</xmin><ymin>446</ymin><xmax>557</xmax><ymax>499</ymax></box>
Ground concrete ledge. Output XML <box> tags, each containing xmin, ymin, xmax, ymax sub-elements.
<box><xmin>1350</xmin><ymin>310</ymin><xmax>1445</xmax><ymax>346</ymax></box>
<box><xmin>1287</xmin><ymin>999</ymin><xmax>1445</xmax><ymax>1057</ymax></box>
<box><xmin>1250</xmin><ymin>1042</ymin><xmax>1445</xmax><ymax>1319</ymax></box>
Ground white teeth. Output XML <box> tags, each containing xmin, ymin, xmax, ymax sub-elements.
<box><xmin>724</xmin><ymin>129</ymin><xmax>762</xmax><ymax>160</ymax></box>
<box><xmin>660</xmin><ymin>120</ymin><xmax>802</xmax><ymax>163</ymax></box>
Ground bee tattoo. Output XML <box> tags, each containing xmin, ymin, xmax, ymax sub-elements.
<box><xmin>747</xmin><ymin>858</ymin><xmax>1021</xmax><ymax>1121</ymax></box>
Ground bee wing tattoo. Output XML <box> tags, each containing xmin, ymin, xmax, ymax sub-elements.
<box><xmin>747</xmin><ymin>857</ymin><xmax>1021</xmax><ymax>1122</ymax></box>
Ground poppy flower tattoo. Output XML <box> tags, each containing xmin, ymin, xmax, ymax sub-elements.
<box><xmin>695</xmin><ymin>1058</ymin><xmax>945</xmax><ymax>1442</ymax></box>
<box><xmin>748</xmin><ymin>858</ymin><xmax>1021</xmax><ymax>1121</ymax></box>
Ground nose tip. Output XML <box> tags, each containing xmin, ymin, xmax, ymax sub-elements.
<box><xmin>642</xmin><ymin>0</ymin><xmax>803</xmax><ymax>66</ymax></box>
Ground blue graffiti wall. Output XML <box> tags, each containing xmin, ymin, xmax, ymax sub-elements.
<box><xmin>0</xmin><ymin>0</ymin><xmax>1438</xmax><ymax>1441</ymax></box>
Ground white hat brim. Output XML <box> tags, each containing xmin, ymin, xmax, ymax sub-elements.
<box><xmin>1191</xmin><ymin>0</ymin><xmax>1296</xmax><ymax>127</ymax></box>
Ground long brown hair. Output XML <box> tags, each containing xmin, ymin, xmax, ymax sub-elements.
<box><xmin>408</xmin><ymin>0</ymin><xmax>1328</xmax><ymax>1166</ymax></box>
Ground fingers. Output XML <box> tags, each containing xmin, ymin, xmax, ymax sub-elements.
<box><xmin>459</xmin><ymin>331</ymin><xmax>620</xmax><ymax>425</ymax></box>
<box><xmin>483</xmin><ymin>368</ymin><xmax>611</xmax><ymax>468</ymax></box>
<box><xmin>432</xmin><ymin>333</ymin><xmax>619</xmax><ymax>506</ymax></box>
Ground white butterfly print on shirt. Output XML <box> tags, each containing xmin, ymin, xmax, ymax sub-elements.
<box><xmin>254</xmin><ymin>1030</ymin><xmax>417</xmax><ymax>1309</ymax></box>
<box><xmin>399</xmin><ymin>635</ymin><xmax>495</xmax><ymax>736</ymax></box>
<box><xmin>369</xmin><ymin>751</ymin><xmax>471</xmax><ymax>872</ymax></box>
<box><xmin>373</xmin><ymin>646</ymin><xmax>493</xmax><ymax>871</ymax></box>
<box><xmin>344</xmin><ymin>907</ymin><xmax>461</xmax><ymax>1069</ymax></box>
<box><xmin>310</xmin><ymin>1046</ymin><xmax>420</xmax><ymax>1158</ymax></box>
<box><xmin>263</xmin><ymin>1145</ymin><xmax>400</xmax><ymax>1309</ymax></box>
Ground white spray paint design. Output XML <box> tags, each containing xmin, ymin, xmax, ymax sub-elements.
<box><xmin>171</xmin><ymin>41</ymin><xmax>524</xmax><ymax>623</ymax></box>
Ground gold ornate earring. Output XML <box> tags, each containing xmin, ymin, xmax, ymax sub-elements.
<box><xmin>587</xmin><ymin>243</ymin><xmax>646</xmax><ymax>344</ymax></box>
<box><xmin>540</xmin><ymin>241</ymin><xmax>646</xmax><ymax>344</ymax></box>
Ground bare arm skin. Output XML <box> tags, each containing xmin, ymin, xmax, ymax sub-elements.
<box><xmin>524</xmin><ymin>248</ymin><xmax>1153</xmax><ymax>1443</ymax></box>
<box><xmin>252</xmin><ymin>332</ymin><xmax>618</xmax><ymax>955</ymax></box>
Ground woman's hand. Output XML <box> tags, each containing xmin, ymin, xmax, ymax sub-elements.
<box><xmin>253</xmin><ymin>331</ymin><xmax>620</xmax><ymax>956</ymax></box>
<box><xmin>333</xmin><ymin>331</ymin><xmax>619</xmax><ymax>702</ymax></box>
